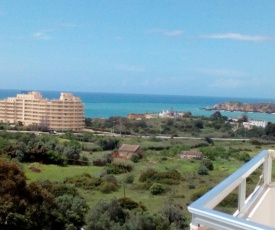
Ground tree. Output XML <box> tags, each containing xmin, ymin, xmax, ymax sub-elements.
<box><xmin>0</xmin><ymin>159</ymin><xmax>64</xmax><ymax>229</ymax></box>
<box><xmin>85</xmin><ymin>118</ymin><xmax>93</xmax><ymax>127</ymax></box>
<box><xmin>238</xmin><ymin>114</ymin><xmax>248</xmax><ymax>123</ymax></box>
<box><xmin>97</xmin><ymin>137</ymin><xmax>119</xmax><ymax>150</ymax></box>
<box><xmin>204</xmin><ymin>136</ymin><xmax>214</xmax><ymax>145</ymax></box>
<box><xmin>194</xmin><ymin>120</ymin><xmax>204</xmax><ymax>129</ymax></box>
<box><xmin>265</xmin><ymin>123</ymin><xmax>275</xmax><ymax>137</ymax></box>
<box><xmin>124</xmin><ymin>211</ymin><xmax>169</xmax><ymax>230</ymax></box>
<box><xmin>56</xmin><ymin>195</ymin><xmax>89</xmax><ymax>229</ymax></box>
<box><xmin>0</xmin><ymin>159</ymin><xmax>88</xmax><ymax>229</ymax></box>
<box><xmin>85</xmin><ymin>198</ymin><xmax>125</xmax><ymax>230</ymax></box>
<box><xmin>162</xmin><ymin>199</ymin><xmax>187</xmax><ymax>229</ymax></box>
<box><xmin>210</xmin><ymin>111</ymin><xmax>222</xmax><ymax>120</ymax></box>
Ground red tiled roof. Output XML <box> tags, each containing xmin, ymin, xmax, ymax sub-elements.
<box><xmin>180</xmin><ymin>151</ymin><xmax>204</xmax><ymax>156</ymax></box>
<box><xmin>118</xmin><ymin>144</ymin><xmax>140</xmax><ymax>152</ymax></box>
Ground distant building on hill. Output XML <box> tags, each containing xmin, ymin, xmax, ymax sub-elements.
<box><xmin>127</xmin><ymin>113</ymin><xmax>157</xmax><ymax>120</ymax></box>
<box><xmin>242</xmin><ymin>119</ymin><xmax>268</xmax><ymax>129</ymax></box>
<box><xmin>180</xmin><ymin>151</ymin><xmax>204</xmax><ymax>159</ymax></box>
<box><xmin>0</xmin><ymin>91</ymin><xmax>84</xmax><ymax>131</ymax></box>
<box><xmin>112</xmin><ymin>144</ymin><xmax>143</xmax><ymax>159</ymax></box>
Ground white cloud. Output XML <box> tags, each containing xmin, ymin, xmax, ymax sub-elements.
<box><xmin>148</xmin><ymin>29</ymin><xmax>184</xmax><ymax>36</ymax></box>
<box><xmin>201</xmin><ymin>33</ymin><xmax>275</xmax><ymax>41</ymax></box>
<box><xmin>116</xmin><ymin>64</ymin><xmax>145</xmax><ymax>72</ymax></box>
<box><xmin>32</xmin><ymin>30</ymin><xmax>52</xmax><ymax>40</ymax></box>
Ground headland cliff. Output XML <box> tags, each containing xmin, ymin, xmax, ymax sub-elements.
<box><xmin>209</xmin><ymin>102</ymin><xmax>275</xmax><ymax>113</ymax></box>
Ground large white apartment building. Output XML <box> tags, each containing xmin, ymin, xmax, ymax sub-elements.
<box><xmin>0</xmin><ymin>91</ymin><xmax>84</xmax><ymax>131</ymax></box>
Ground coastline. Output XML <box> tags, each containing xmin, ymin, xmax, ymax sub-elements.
<box><xmin>200</xmin><ymin>107</ymin><xmax>275</xmax><ymax>115</ymax></box>
<box><xmin>1</xmin><ymin>89</ymin><xmax>275</xmax><ymax>122</ymax></box>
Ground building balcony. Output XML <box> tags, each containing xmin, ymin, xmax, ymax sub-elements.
<box><xmin>188</xmin><ymin>149</ymin><xmax>275</xmax><ymax>230</ymax></box>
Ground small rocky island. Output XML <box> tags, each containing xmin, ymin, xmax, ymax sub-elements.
<box><xmin>204</xmin><ymin>102</ymin><xmax>275</xmax><ymax>114</ymax></box>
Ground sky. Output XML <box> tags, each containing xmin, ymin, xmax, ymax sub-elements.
<box><xmin>1</xmin><ymin>1</ymin><xmax>275</xmax><ymax>98</ymax></box>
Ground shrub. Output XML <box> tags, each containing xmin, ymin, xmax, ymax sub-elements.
<box><xmin>198</xmin><ymin>166</ymin><xmax>208</xmax><ymax>175</ymax></box>
<box><xmin>118</xmin><ymin>197</ymin><xmax>139</xmax><ymax>210</ymax></box>
<box><xmin>93</xmin><ymin>153</ymin><xmax>114</xmax><ymax>167</ymax></box>
<box><xmin>93</xmin><ymin>158</ymin><xmax>107</xmax><ymax>166</ymax></box>
<box><xmin>139</xmin><ymin>169</ymin><xmax>181</xmax><ymax>185</ymax></box>
<box><xmin>150</xmin><ymin>183</ymin><xmax>166</xmax><ymax>195</ymax></box>
<box><xmin>151</xmin><ymin>170</ymin><xmax>181</xmax><ymax>185</ymax></box>
<box><xmin>98</xmin><ymin>182</ymin><xmax>118</xmax><ymax>193</ymax></box>
<box><xmin>188</xmin><ymin>184</ymin><xmax>195</xmax><ymax>189</ymax></box>
<box><xmin>102</xmin><ymin>174</ymin><xmax>118</xmax><ymax>186</ymax></box>
<box><xmin>130</xmin><ymin>153</ymin><xmax>140</xmax><ymax>163</ymax></box>
<box><xmin>39</xmin><ymin>180</ymin><xmax>79</xmax><ymax>197</ymax></box>
<box><xmin>204</xmin><ymin>136</ymin><xmax>214</xmax><ymax>145</ymax></box>
<box><xmin>78</xmin><ymin>155</ymin><xmax>89</xmax><ymax>166</ymax></box>
<box><xmin>139</xmin><ymin>168</ymin><xmax>157</xmax><ymax>182</ymax></box>
<box><xmin>106</xmin><ymin>160</ymin><xmax>134</xmax><ymax>174</ymax></box>
<box><xmin>125</xmin><ymin>175</ymin><xmax>134</xmax><ymax>184</ymax></box>
<box><xmin>65</xmin><ymin>173</ymin><xmax>101</xmax><ymax>190</ymax></box>
<box><xmin>200</xmin><ymin>159</ymin><xmax>214</xmax><ymax>170</ymax></box>
<box><xmin>237</xmin><ymin>152</ymin><xmax>251</xmax><ymax>162</ymax></box>
<box><xmin>251</xmin><ymin>139</ymin><xmax>261</xmax><ymax>145</ymax></box>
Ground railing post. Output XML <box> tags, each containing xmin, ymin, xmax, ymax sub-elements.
<box><xmin>238</xmin><ymin>179</ymin><xmax>246</xmax><ymax>212</ymax></box>
<box><xmin>264</xmin><ymin>152</ymin><xmax>272</xmax><ymax>185</ymax></box>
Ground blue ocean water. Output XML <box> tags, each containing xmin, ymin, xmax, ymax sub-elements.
<box><xmin>1</xmin><ymin>89</ymin><xmax>275</xmax><ymax>122</ymax></box>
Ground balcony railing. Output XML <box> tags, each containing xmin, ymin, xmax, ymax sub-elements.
<box><xmin>188</xmin><ymin>149</ymin><xmax>275</xmax><ymax>230</ymax></box>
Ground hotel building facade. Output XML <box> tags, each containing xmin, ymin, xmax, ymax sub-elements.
<box><xmin>0</xmin><ymin>91</ymin><xmax>84</xmax><ymax>132</ymax></box>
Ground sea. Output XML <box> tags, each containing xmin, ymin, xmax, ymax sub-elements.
<box><xmin>1</xmin><ymin>89</ymin><xmax>275</xmax><ymax>122</ymax></box>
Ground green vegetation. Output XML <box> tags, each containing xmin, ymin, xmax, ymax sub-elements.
<box><xmin>1</xmin><ymin>114</ymin><xmax>275</xmax><ymax>229</ymax></box>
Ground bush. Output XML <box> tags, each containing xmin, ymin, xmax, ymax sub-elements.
<box><xmin>98</xmin><ymin>182</ymin><xmax>118</xmax><ymax>193</ymax></box>
<box><xmin>150</xmin><ymin>183</ymin><xmax>166</xmax><ymax>195</ymax></box>
<box><xmin>125</xmin><ymin>175</ymin><xmax>134</xmax><ymax>184</ymax></box>
<box><xmin>204</xmin><ymin>136</ymin><xmax>214</xmax><ymax>145</ymax></box>
<box><xmin>102</xmin><ymin>174</ymin><xmax>118</xmax><ymax>186</ymax></box>
<box><xmin>93</xmin><ymin>158</ymin><xmax>107</xmax><ymax>166</ymax></box>
<box><xmin>65</xmin><ymin>173</ymin><xmax>101</xmax><ymax>190</ymax></box>
<box><xmin>93</xmin><ymin>153</ymin><xmax>114</xmax><ymax>166</ymax></box>
<box><xmin>97</xmin><ymin>137</ymin><xmax>119</xmax><ymax>150</ymax></box>
<box><xmin>151</xmin><ymin>169</ymin><xmax>181</xmax><ymax>185</ymax></box>
<box><xmin>200</xmin><ymin>159</ymin><xmax>214</xmax><ymax>170</ymax></box>
<box><xmin>237</xmin><ymin>152</ymin><xmax>251</xmax><ymax>162</ymax></box>
<box><xmin>106</xmin><ymin>159</ymin><xmax>134</xmax><ymax>174</ymax></box>
<box><xmin>251</xmin><ymin>139</ymin><xmax>261</xmax><ymax>145</ymax></box>
<box><xmin>139</xmin><ymin>169</ymin><xmax>181</xmax><ymax>185</ymax></box>
<box><xmin>118</xmin><ymin>197</ymin><xmax>139</xmax><ymax>210</ymax></box>
<box><xmin>198</xmin><ymin>166</ymin><xmax>208</xmax><ymax>175</ymax></box>
<box><xmin>188</xmin><ymin>184</ymin><xmax>195</xmax><ymax>189</ymax></box>
<box><xmin>130</xmin><ymin>153</ymin><xmax>140</xmax><ymax>163</ymax></box>
<box><xmin>139</xmin><ymin>168</ymin><xmax>157</xmax><ymax>182</ymax></box>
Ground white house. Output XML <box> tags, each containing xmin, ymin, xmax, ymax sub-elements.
<box><xmin>243</xmin><ymin>119</ymin><xmax>268</xmax><ymax>129</ymax></box>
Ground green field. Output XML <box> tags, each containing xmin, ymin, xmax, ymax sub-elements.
<box><xmin>2</xmin><ymin>116</ymin><xmax>275</xmax><ymax>228</ymax></box>
<box><xmin>23</xmin><ymin>138</ymin><xmax>273</xmax><ymax>219</ymax></box>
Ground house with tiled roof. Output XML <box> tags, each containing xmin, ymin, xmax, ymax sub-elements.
<box><xmin>180</xmin><ymin>151</ymin><xmax>204</xmax><ymax>159</ymax></box>
<box><xmin>113</xmin><ymin>144</ymin><xmax>143</xmax><ymax>159</ymax></box>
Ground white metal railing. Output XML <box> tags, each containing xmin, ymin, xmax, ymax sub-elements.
<box><xmin>188</xmin><ymin>149</ymin><xmax>275</xmax><ymax>230</ymax></box>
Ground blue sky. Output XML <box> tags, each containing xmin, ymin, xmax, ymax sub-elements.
<box><xmin>1</xmin><ymin>1</ymin><xmax>275</xmax><ymax>98</ymax></box>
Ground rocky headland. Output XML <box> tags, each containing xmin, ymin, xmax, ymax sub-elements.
<box><xmin>205</xmin><ymin>102</ymin><xmax>275</xmax><ymax>114</ymax></box>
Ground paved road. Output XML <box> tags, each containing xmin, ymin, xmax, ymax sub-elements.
<box><xmin>83</xmin><ymin>129</ymin><xmax>250</xmax><ymax>142</ymax></box>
